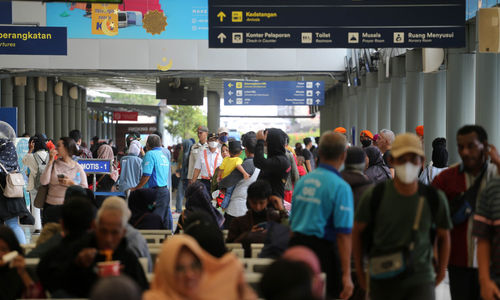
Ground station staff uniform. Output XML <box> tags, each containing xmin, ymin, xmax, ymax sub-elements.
<box><xmin>194</xmin><ymin>148</ymin><xmax>222</xmax><ymax>193</ymax></box>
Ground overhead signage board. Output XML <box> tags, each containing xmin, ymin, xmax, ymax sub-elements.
<box><xmin>77</xmin><ymin>159</ymin><xmax>111</xmax><ymax>174</ymax></box>
<box><xmin>209</xmin><ymin>0</ymin><xmax>465</xmax><ymax>48</ymax></box>
<box><xmin>113</xmin><ymin>111</ymin><xmax>138</xmax><ymax>121</ymax></box>
<box><xmin>0</xmin><ymin>26</ymin><xmax>67</xmax><ymax>55</ymax></box>
<box><xmin>224</xmin><ymin>81</ymin><xmax>324</xmax><ymax>106</ymax></box>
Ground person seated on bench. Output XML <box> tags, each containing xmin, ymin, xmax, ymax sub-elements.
<box><xmin>144</xmin><ymin>235</ymin><xmax>257</xmax><ymax>300</ymax></box>
<box><xmin>183</xmin><ymin>211</ymin><xmax>227</xmax><ymax>258</ymax></box>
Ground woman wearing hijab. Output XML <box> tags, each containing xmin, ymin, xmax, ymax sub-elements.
<box><xmin>94</xmin><ymin>144</ymin><xmax>118</xmax><ymax>192</ymax></box>
<box><xmin>175</xmin><ymin>139</ymin><xmax>193</xmax><ymax>214</ymax></box>
<box><xmin>143</xmin><ymin>235</ymin><xmax>257</xmax><ymax>300</ymax></box>
<box><xmin>119</xmin><ymin>142</ymin><xmax>143</xmax><ymax>194</ymax></box>
<box><xmin>176</xmin><ymin>181</ymin><xmax>224</xmax><ymax>233</ymax></box>
<box><xmin>363</xmin><ymin>146</ymin><xmax>392</xmax><ymax>184</ymax></box>
<box><xmin>419</xmin><ymin>137</ymin><xmax>448</xmax><ymax>185</ymax></box>
<box><xmin>0</xmin><ymin>122</ymin><xmax>31</xmax><ymax>244</ymax></box>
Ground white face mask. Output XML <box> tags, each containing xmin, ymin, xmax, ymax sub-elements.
<box><xmin>394</xmin><ymin>162</ymin><xmax>421</xmax><ymax>184</ymax></box>
<box><xmin>209</xmin><ymin>141</ymin><xmax>218</xmax><ymax>149</ymax></box>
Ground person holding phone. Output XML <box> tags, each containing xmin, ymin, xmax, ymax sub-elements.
<box><xmin>40</xmin><ymin>137</ymin><xmax>88</xmax><ymax>224</ymax></box>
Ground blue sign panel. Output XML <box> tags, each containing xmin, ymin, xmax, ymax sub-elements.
<box><xmin>0</xmin><ymin>1</ymin><xmax>12</xmax><ymax>25</ymax></box>
<box><xmin>209</xmin><ymin>0</ymin><xmax>465</xmax><ymax>48</ymax></box>
<box><xmin>224</xmin><ymin>81</ymin><xmax>324</xmax><ymax>106</ymax></box>
<box><xmin>77</xmin><ymin>159</ymin><xmax>111</xmax><ymax>174</ymax></box>
<box><xmin>0</xmin><ymin>107</ymin><xmax>17</xmax><ymax>134</ymax></box>
<box><xmin>0</xmin><ymin>26</ymin><xmax>67</xmax><ymax>55</ymax></box>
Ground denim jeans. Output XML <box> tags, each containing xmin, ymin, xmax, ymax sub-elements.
<box><xmin>175</xmin><ymin>179</ymin><xmax>184</xmax><ymax>213</ymax></box>
<box><xmin>153</xmin><ymin>187</ymin><xmax>173</xmax><ymax>230</ymax></box>
<box><xmin>5</xmin><ymin>217</ymin><xmax>26</xmax><ymax>244</ymax></box>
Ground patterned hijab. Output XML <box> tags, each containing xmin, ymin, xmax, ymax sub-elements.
<box><xmin>97</xmin><ymin>144</ymin><xmax>118</xmax><ymax>181</ymax></box>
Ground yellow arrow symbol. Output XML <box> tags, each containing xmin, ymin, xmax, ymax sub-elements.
<box><xmin>228</xmin><ymin>83</ymin><xmax>233</xmax><ymax>87</ymax></box>
<box><xmin>217</xmin><ymin>11</ymin><xmax>226</xmax><ymax>22</ymax></box>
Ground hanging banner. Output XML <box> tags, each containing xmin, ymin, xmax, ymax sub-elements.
<box><xmin>0</xmin><ymin>26</ymin><xmax>67</xmax><ymax>55</ymax></box>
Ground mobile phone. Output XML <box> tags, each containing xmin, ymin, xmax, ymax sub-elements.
<box><xmin>57</xmin><ymin>174</ymin><xmax>65</xmax><ymax>179</ymax></box>
<box><xmin>255</xmin><ymin>222</ymin><xmax>267</xmax><ymax>230</ymax></box>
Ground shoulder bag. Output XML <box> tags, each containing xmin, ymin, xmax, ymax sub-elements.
<box><xmin>34</xmin><ymin>162</ymin><xmax>53</xmax><ymax>209</ymax></box>
<box><xmin>0</xmin><ymin>162</ymin><xmax>25</xmax><ymax>198</ymax></box>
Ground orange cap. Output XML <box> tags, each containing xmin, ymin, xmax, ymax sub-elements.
<box><xmin>415</xmin><ymin>125</ymin><xmax>424</xmax><ymax>137</ymax></box>
<box><xmin>334</xmin><ymin>127</ymin><xmax>347</xmax><ymax>134</ymax></box>
<box><xmin>360</xmin><ymin>130</ymin><xmax>374</xmax><ymax>139</ymax></box>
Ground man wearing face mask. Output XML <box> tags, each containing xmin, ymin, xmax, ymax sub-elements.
<box><xmin>218</xmin><ymin>127</ymin><xmax>229</xmax><ymax>148</ymax></box>
<box><xmin>191</xmin><ymin>133</ymin><xmax>222</xmax><ymax>194</ymax></box>
<box><xmin>353</xmin><ymin>133</ymin><xmax>452</xmax><ymax>300</ymax></box>
<box><xmin>187</xmin><ymin>126</ymin><xmax>208</xmax><ymax>184</ymax></box>
<box><xmin>432</xmin><ymin>125</ymin><xmax>500</xmax><ymax>300</ymax></box>
<box><xmin>360</xmin><ymin>130</ymin><xmax>374</xmax><ymax>148</ymax></box>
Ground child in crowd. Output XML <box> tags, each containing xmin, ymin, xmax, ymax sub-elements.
<box><xmin>297</xmin><ymin>156</ymin><xmax>307</xmax><ymax>176</ymax></box>
<box><xmin>221</xmin><ymin>144</ymin><xmax>230</xmax><ymax>159</ymax></box>
<box><xmin>217</xmin><ymin>141</ymin><xmax>250</xmax><ymax>208</ymax></box>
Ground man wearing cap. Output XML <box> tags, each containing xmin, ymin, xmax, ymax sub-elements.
<box><xmin>303</xmin><ymin>137</ymin><xmax>315</xmax><ymax>173</ymax></box>
<box><xmin>191</xmin><ymin>133</ymin><xmax>222</xmax><ymax>194</ymax></box>
<box><xmin>218</xmin><ymin>127</ymin><xmax>229</xmax><ymax>148</ymax></box>
<box><xmin>187</xmin><ymin>126</ymin><xmax>208</xmax><ymax>182</ymax></box>
<box><xmin>341</xmin><ymin>147</ymin><xmax>372</xmax><ymax>208</ymax></box>
<box><xmin>360</xmin><ymin>130</ymin><xmax>374</xmax><ymax>148</ymax></box>
<box><xmin>353</xmin><ymin>133</ymin><xmax>452</xmax><ymax>300</ymax></box>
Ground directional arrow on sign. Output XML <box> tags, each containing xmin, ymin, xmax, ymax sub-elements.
<box><xmin>217</xmin><ymin>33</ymin><xmax>227</xmax><ymax>43</ymax></box>
<box><xmin>228</xmin><ymin>83</ymin><xmax>233</xmax><ymax>88</ymax></box>
<box><xmin>315</xmin><ymin>82</ymin><xmax>321</xmax><ymax>88</ymax></box>
<box><xmin>228</xmin><ymin>90</ymin><xmax>234</xmax><ymax>96</ymax></box>
<box><xmin>217</xmin><ymin>11</ymin><xmax>226</xmax><ymax>22</ymax></box>
<box><xmin>316</xmin><ymin>99</ymin><xmax>321</xmax><ymax>104</ymax></box>
<box><xmin>228</xmin><ymin>99</ymin><xmax>234</xmax><ymax>104</ymax></box>
<box><xmin>315</xmin><ymin>91</ymin><xmax>321</xmax><ymax>96</ymax></box>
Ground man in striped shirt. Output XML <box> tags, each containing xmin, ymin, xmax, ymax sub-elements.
<box><xmin>473</xmin><ymin>144</ymin><xmax>500</xmax><ymax>300</ymax></box>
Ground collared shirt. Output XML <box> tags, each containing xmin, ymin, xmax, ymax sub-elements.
<box><xmin>142</xmin><ymin>147</ymin><xmax>169</xmax><ymax>188</ymax></box>
<box><xmin>188</xmin><ymin>142</ymin><xmax>208</xmax><ymax>180</ymax></box>
<box><xmin>194</xmin><ymin>148</ymin><xmax>222</xmax><ymax>179</ymax></box>
<box><xmin>290</xmin><ymin>163</ymin><xmax>354</xmax><ymax>242</ymax></box>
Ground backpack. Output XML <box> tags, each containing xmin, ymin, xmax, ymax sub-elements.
<box><xmin>363</xmin><ymin>181</ymin><xmax>440</xmax><ymax>255</ymax></box>
<box><xmin>33</xmin><ymin>152</ymin><xmax>48</xmax><ymax>190</ymax></box>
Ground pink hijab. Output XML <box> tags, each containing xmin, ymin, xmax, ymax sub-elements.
<box><xmin>282</xmin><ymin>246</ymin><xmax>324</xmax><ymax>299</ymax></box>
<box><xmin>97</xmin><ymin>144</ymin><xmax>118</xmax><ymax>181</ymax></box>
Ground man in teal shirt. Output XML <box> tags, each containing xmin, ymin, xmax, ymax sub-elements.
<box><xmin>131</xmin><ymin>134</ymin><xmax>171</xmax><ymax>229</ymax></box>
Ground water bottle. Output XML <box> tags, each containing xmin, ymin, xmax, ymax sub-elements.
<box><xmin>74</xmin><ymin>172</ymin><xmax>81</xmax><ymax>185</ymax></box>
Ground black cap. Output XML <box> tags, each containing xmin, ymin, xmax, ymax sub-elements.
<box><xmin>207</xmin><ymin>133</ymin><xmax>218</xmax><ymax>140</ymax></box>
<box><xmin>345</xmin><ymin>146</ymin><xmax>366</xmax><ymax>165</ymax></box>
<box><xmin>229</xmin><ymin>140</ymin><xmax>242</xmax><ymax>154</ymax></box>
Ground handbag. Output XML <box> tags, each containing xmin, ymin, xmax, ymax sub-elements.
<box><xmin>34</xmin><ymin>165</ymin><xmax>53</xmax><ymax>209</ymax></box>
<box><xmin>0</xmin><ymin>162</ymin><xmax>25</xmax><ymax>198</ymax></box>
<box><xmin>369</xmin><ymin>196</ymin><xmax>426</xmax><ymax>280</ymax></box>
<box><xmin>450</xmin><ymin>164</ymin><xmax>487</xmax><ymax>225</ymax></box>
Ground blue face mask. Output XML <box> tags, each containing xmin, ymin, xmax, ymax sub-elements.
<box><xmin>220</xmin><ymin>135</ymin><xmax>228</xmax><ymax>143</ymax></box>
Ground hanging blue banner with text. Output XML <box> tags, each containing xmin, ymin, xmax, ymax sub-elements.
<box><xmin>0</xmin><ymin>1</ymin><xmax>12</xmax><ymax>24</ymax></box>
<box><xmin>0</xmin><ymin>26</ymin><xmax>67</xmax><ymax>55</ymax></box>
<box><xmin>224</xmin><ymin>80</ymin><xmax>324</xmax><ymax>106</ymax></box>
<box><xmin>209</xmin><ymin>0</ymin><xmax>465</xmax><ymax>48</ymax></box>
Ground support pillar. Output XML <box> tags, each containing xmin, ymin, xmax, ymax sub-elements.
<box><xmin>348</xmin><ymin>86</ymin><xmax>358</xmax><ymax>142</ymax></box>
<box><xmin>35</xmin><ymin>77</ymin><xmax>46</xmax><ymax>134</ymax></box>
<box><xmin>68</xmin><ymin>87</ymin><xmax>76</xmax><ymax>131</ymax></box>
<box><xmin>75</xmin><ymin>88</ymin><xmax>81</xmax><ymax>132</ymax></box>
<box><xmin>90</xmin><ymin>110</ymin><xmax>96</xmax><ymax>140</ymax></box>
<box><xmin>341</xmin><ymin>85</ymin><xmax>349</xmax><ymax>131</ymax></box>
<box><xmin>45</xmin><ymin>78</ymin><xmax>54</xmax><ymax>139</ymax></box>
<box><xmin>14</xmin><ymin>77</ymin><xmax>26</xmax><ymax>135</ymax></box>
<box><xmin>390</xmin><ymin>56</ymin><xmax>406</xmax><ymax>134</ymax></box>
<box><xmin>53</xmin><ymin>82</ymin><xmax>62</xmax><ymax>140</ymax></box>
<box><xmin>1</xmin><ymin>77</ymin><xmax>13</xmax><ymax>107</ymax></box>
<box><xmin>96</xmin><ymin>112</ymin><xmax>103</xmax><ymax>139</ymax></box>
<box><xmin>476</xmin><ymin>53</ymin><xmax>500</xmax><ymax>149</ymax></box>
<box><xmin>207</xmin><ymin>91</ymin><xmax>220</xmax><ymax>133</ymax></box>
<box><xmin>366</xmin><ymin>72</ymin><xmax>379</xmax><ymax>133</ymax></box>
<box><xmin>26</xmin><ymin>77</ymin><xmax>36</xmax><ymax>135</ymax></box>
<box><xmin>423</xmin><ymin>71</ymin><xmax>446</xmax><ymax>161</ymax></box>
<box><xmin>61</xmin><ymin>83</ymin><xmax>69</xmax><ymax>137</ymax></box>
<box><xmin>357</xmin><ymin>75</ymin><xmax>367</xmax><ymax>133</ymax></box>
<box><xmin>446</xmin><ymin>48</ymin><xmax>476</xmax><ymax>164</ymax></box>
<box><xmin>320</xmin><ymin>89</ymin><xmax>336</xmax><ymax>134</ymax></box>
<box><xmin>378</xmin><ymin>63</ymin><xmax>391</xmax><ymax>131</ymax></box>
<box><xmin>81</xmin><ymin>89</ymin><xmax>88</xmax><ymax>144</ymax></box>
<box><xmin>108</xmin><ymin>112</ymin><xmax>113</xmax><ymax>140</ymax></box>
<box><xmin>406</xmin><ymin>49</ymin><xmax>424</xmax><ymax>133</ymax></box>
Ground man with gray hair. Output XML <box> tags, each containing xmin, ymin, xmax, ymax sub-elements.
<box><xmin>289</xmin><ymin>131</ymin><xmax>354</xmax><ymax>299</ymax></box>
<box><xmin>55</xmin><ymin>197</ymin><xmax>149</xmax><ymax>297</ymax></box>
<box><xmin>377</xmin><ymin>129</ymin><xmax>396</xmax><ymax>177</ymax></box>
<box><xmin>130</xmin><ymin>134</ymin><xmax>172</xmax><ymax>229</ymax></box>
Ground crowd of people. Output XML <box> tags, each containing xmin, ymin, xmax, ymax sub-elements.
<box><xmin>0</xmin><ymin>120</ymin><xmax>500</xmax><ymax>300</ymax></box>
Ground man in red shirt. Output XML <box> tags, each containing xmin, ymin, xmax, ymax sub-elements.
<box><xmin>432</xmin><ymin>125</ymin><xmax>500</xmax><ymax>300</ymax></box>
